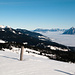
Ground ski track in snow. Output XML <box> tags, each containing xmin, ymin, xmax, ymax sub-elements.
<box><xmin>0</xmin><ymin>49</ymin><xmax>75</xmax><ymax>75</ymax></box>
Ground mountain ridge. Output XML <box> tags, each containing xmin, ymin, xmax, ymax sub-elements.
<box><xmin>34</xmin><ymin>28</ymin><xmax>67</xmax><ymax>32</ymax></box>
<box><xmin>0</xmin><ymin>25</ymin><xmax>75</xmax><ymax>63</ymax></box>
<box><xmin>0</xmin><ymin>25</ymin><xmax>68</xmax><ymax>50</ymax></box>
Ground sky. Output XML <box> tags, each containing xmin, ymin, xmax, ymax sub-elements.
<box><xmin>0</xmin><ymin>0</ymin><xmax>75</xmax><ymax>30</ymax></box>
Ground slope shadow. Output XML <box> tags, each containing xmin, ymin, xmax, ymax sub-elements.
<box><xmin>54</xmin><ymin>69</ymin><xmax>73</xmax><ymax>75</ymax></box>
<box><xmin>2</xmin><ymin>55</ymin><xmax>19</xmax><ymax>60</ymax></box>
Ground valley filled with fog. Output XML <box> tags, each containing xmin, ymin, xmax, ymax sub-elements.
<box><xmin>37</xmin><ymin>31</ymin><xmax>75</xmax><ymax>47</ymax></box>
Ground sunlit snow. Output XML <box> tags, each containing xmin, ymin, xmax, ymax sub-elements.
<box><xmin>0</xmin><ymin>39</ymin><xmax>5</xmax><ymax>43</ymax></box>
<box><xmin>0</xmin><ymin>48</ymin><xmax>75</xmax><ymax>75</ymax></box>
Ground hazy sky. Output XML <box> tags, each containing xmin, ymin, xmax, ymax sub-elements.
<box><xmin>0</xmin><ymin>0</ymin><xmax>75</xmax><ymax>30</ymax></box>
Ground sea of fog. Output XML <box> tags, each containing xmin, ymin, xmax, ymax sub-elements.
<box><xmin>38</xmin><ymin>31</ymin><xmax>75</xmax><ymax>47</ymax></box>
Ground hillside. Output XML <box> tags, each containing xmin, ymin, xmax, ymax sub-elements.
<box><xmin>0</xmin><ymin>26</ymin><xmax>75</xmax><ymax>63</ymax></box>
<box><xmin>0</xmin><ymin>26</ymin><xmax>52</xmax><ymax>46</ymax></box>
<box><xmin>0</xmin><ymin>49</ymin><xmax>75</xmax><ymax>75</ymax></box>
<box><xmin>0</xmin><ymin>26</ymin><xmax>68</xmax><ymax>50</ymax></box>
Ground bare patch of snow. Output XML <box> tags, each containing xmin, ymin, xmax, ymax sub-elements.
<box><xmin>18</xmin><ymin>32</ymin><xmax>22</xmax><ymax>34</ymax></box>
<box><xmin>2</xmin><ymin>29</ymin><xmax>5</xmax><ymax>31</ymax></box>
<box><xmin>23</xmin><ymin>42</ymin><xmax>28</xmax><ymax>45</ymax></box>
<box><xmin>12</xmin><ymin>31</ymin><xmax>16</xmax><ymax>34</ymax></box>
<box><xmin>0</xmin><ymin>39</ymin><xmax>5</xmax><ymax>43</ymax></box>
<box><xmin>47</xmin><ymin>45</ymin><xmax>68</xmax><ymax>51</ymax></box>
<box><xmin>38</xmin><ymin>36</ymin><xmax>46</xmax><ymax>38</ymax></box>
<box><xmin>0</xmin><ymin>25</ymin><xmax>5</xmax><ymax>28</ymax></box>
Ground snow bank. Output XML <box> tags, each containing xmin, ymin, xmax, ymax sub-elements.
<box><xmin>0</xmin><ymin>39</ymin><xmax>5</xmax><ymax>43</ymax></box>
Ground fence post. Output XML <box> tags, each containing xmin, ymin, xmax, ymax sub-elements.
<box><xmin>20</xmin><ymin>46</ymin><xmax>24</xmax><ymax>61</ymax></box>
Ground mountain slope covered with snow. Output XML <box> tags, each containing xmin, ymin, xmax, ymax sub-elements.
<box><xmin>0</xmin><ymin>26</ymin><xmax>68</xmax><ymax>51</ymax></box>
<box><xmin>0</xmin><ymin>49</ymin><xmax>75</xmax><ymax>75</ymax></box>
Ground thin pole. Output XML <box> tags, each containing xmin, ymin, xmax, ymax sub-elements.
<box><xmin>20</xmin><ymin>46</ymin><xmax>24</xmax><ymax>61</ymax></box>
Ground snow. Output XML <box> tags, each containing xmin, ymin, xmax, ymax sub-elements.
<box><xmin>12</xmin><ymin>31</ymin><xmax>16</xmax><ymax>34</ymax></box>
<box><xmin>0</xmin><ymin>39</ymin><xmax>5</xmax><ymax>43</ymax></box>
<box><xmin>2</xmin><ymin>29</ymin><xmax>5</xmax><ymax>31</ymax></box>
<box><xmin>38</xmin><ymin>36</ymin><xmax>46</xmax><ymax>38</ymax></box>
<box><xmin>47</xmin><ymin>45</ymin><xmax>68</xmax><ymax>51</ymax></box>
<box><xmin>18</xmin><ymin>32</ymin><xmax>22</xmax><ymax>34</ymax></box>
<box><xmin>0</xmin><ymin>25</ymin><xmax>11</xmax><ymax>29</ymax></box>
<box><xmin>5</xmin><ymin>26</ymin><xmax>11</xmax><ymax>28</ymax></box>
<box><xmin>37</xmin><ymin>31</ymin><xmax>75</xmax><ymax>46</ymax></box>
<box><xmin>38</xmin><ymin>36</ymin><xmax>50</xmax><ymax>41</ymax></box>
<box><xmin>50</xmin><ymin>46</ymin><xmax>56</xmax><ymax>50</ymax></box>
<box><xmin>23</xmin><ymin>42</ymin><xmax>28</xmax><ymax>45</ymax></box>
<box><xmin>24</xmin><ymin>48</ymin><xmax>40</xmax><ymax>54</ymax></box>
<box><xmin>0</xmin><ymin>25</ymin><xmax>5</xmax><ymax>28</ymax></box>
<box><xmin>0</xmin><ymin>48</ymin><xmax>75</xmax><ymax>75</ymax></box>
<box><xmin>40</xmin><ymin>39</ymin><xmax>45</xmax><ymax>41</ymax></box>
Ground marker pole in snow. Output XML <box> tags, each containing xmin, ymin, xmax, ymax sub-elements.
<box><xmin>20</xmin><ymin>46</ymin><xmax>24</xmax><ymax>61</ymax></box>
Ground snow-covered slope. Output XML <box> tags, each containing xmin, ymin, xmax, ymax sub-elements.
<box><xmin>0</xmin><ymin>49</ymin><xmax>75</xmax><ymax>75</ymax></box>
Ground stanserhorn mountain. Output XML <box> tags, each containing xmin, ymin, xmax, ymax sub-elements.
<box><xmin>63</xmin><ymin>27</ymin><xmax>75</xmax><ymax>34</ymax></box>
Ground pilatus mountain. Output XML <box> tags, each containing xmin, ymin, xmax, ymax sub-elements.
<box><xmin>63</xmin><ymin>27</ymin><xmax>75</xmax><ymax>35</ymax></box>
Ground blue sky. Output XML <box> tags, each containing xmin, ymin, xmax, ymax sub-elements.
<box><xmin>0</xmin><ymin>0</ymin><xmax>75</xmax><ymax>30</ymax></box>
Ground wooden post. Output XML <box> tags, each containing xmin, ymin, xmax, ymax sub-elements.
<box><xmin>20</xmin><ymin>46</ymin><xmax>24</xmax><ymax>61</ymax></box>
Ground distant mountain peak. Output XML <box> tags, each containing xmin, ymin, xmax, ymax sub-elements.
<box><xmin>63</xmin><ymin>27</ymin><xmax>75</xmax><ymax>34</ymax></box>
<box><xmin>70</xmin><ymin>27</ymin><xmax>74</xmax><ymax>29</ymax></box>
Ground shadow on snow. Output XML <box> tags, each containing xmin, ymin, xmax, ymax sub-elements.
<box><xmin>54</xmin><ymin>69</ymin><xmax>74</xmax><ymax>75</ymax></box>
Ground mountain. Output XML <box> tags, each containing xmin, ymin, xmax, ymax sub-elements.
<box><xmin>0</xmin><ymin>25</ymin><xmax>75</xmax><ymax>63</ymax></box>
<box><xmin>34</xmin><ymin>28</ymin><xmax>66</xmax><ymax>32</ymax></box>
<box><xmin>0</xmin><ymin>25</ymin><xmax>68</xmax><ymax>51</ymax></box>
<box><xmin>63</xmin><ymin>27</ymin><xmax>75</xmax><ymax>34</ymax></box>
<box><xmin>16</xmin><ymin>29</ymin><xmax>51</xmax><ymax>41</ymax></box>
<box><xmin>0</xmin><ymin>27</ymin><xmax>47</xmax><ymax>44</ymax></box>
